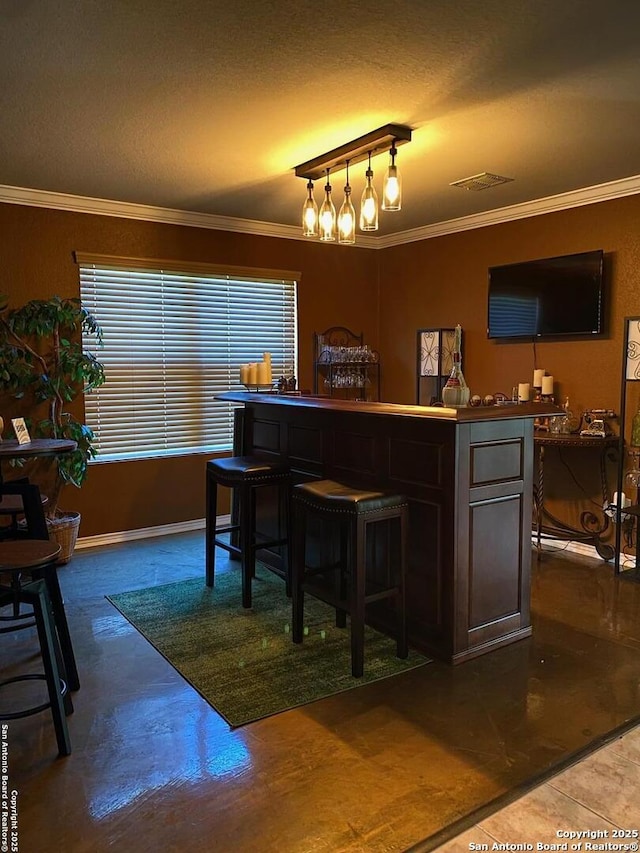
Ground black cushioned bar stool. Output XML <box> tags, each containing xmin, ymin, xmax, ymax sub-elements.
<box><xmin>206</xmin><ymin>456</ymin><xmax>291</xmax><ymax>608</ymax></box>
<box><xmin>0</xmin><ymin>488</ymin><xmax>49</xmax><ymax>541</ymax></box>
<box><xmin>291</xmin><ymin>479</ymin><xmax>409</xmax><ymax>678</ymax></box>
<box><xmin>0</xmin><ymin>541</ymin><xmax>73</xmax><ymax>757</ymax></box>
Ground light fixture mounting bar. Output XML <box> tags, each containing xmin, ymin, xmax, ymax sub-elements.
<box><xmin>294</xmin><ymin>123</ymin><xmax>412</xmax><ymax>181</ymax></box>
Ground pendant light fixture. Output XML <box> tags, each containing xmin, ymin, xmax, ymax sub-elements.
<box><xmin>301</xmin><ymin>180</ymin><xmax>318</xmax><ymax>236</ymax></box>
<box><xmin>338</xmin><ymin>161</ymin><xmax>356</xmax><ymax>244</ymax></box>
<box><xmin>294</xmin><ymin>124</ymin><xmax>411</xmax><ymax>241</ymax></box>
<box><xmin>318</xmin><ymin>169</ymin><xmax>337</xmax><ymax>242</ymax></box>
<box><xmin>359</xmin><ymin>151</ymin><xmax>378</xmax><ymax>231</ymax></box>
<box><xmin>382</xmin><ymin>141</ymin><xmax>402</xmax><ymax>211</ymax></box>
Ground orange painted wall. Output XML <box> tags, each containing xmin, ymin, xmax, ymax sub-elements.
<box><xmin>377</xmin><ymin>195</ymin><xmax>640</xmax><ymax>545</ymax></box>
<box><xmin>377</xmin><ymin>196</ymin><xmax>640</xmax><ymax>412</ymax></box>
<box><xmin>0</xmin><ymin>203</ymin><xmax>379</xmax><ymax>536</ymax></box>
<box><xmin>3</xmin><ymin>194</ymin><xmax>640</xmax><ymax>542</ymax></box>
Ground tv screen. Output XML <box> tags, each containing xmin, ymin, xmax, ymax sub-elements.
<box><xmin>487</xmin><ymin>250</ymin><xmax>604</xmax><ymax>339</ymax></box>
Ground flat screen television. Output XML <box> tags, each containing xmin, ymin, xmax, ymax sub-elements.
<box><xmin>487</xmin><ymin>250</ymin><xmax>605</xmax><ymax>339</ymax></box>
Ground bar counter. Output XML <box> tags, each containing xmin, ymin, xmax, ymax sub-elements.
<box><xmin>218</xmin><ymin>392</ymin><xmax>560</xmax><ymax>664</ymax></box>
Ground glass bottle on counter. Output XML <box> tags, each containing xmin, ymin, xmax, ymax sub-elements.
<box><xmin>551</xmin><ymin>396</ymin><xmax>573</xmax><ymax>434</ymax></box>
<box><xmin>560</xmin><ymin>397</ymin><xmax>574</xmax><ymax>433</ymax></box>
<box><xmin>442</xmin><ymin>324</ymin><xmax>470</xmax><ymax>408</ymax></box>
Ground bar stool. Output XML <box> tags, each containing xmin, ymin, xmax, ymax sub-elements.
<box><xmin>0</xmin><ymin>481</ymin><xmax>49</xmax><ymax>541</ymax></box>
<box><xmin>0</xmin><ymin>492</ymin><xmax>48</xmax><ymax>539</ymax></box>
<box><xmin>291</xmin><ymin>479</ymin><xmax>409</xmax><ymax>678</ymax></box>
<box><xmin>0</xmin><ymin>483</ymin><xmax>53</xmax><ymax>630</ymax></box>
<box><xmin>206</xmin><ymin>456</ymin><xmax>291</xmax><ymax>608</ymax></box>
<box><xmin>0</xmin><ymin>541</ymin><xmax>73</xmax><ymax>757</ymax></box>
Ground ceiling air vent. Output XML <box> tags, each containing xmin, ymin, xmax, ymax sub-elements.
<box><xmin>450</xmin><ymin>172</ymin><xmax>514</xmax><ymax>191</ymax></box>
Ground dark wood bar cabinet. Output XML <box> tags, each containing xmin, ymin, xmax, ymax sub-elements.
<box><xmin>218</xmin><ymin>393</ymin><xmax>559</xmax><ymax>665</ymax></box>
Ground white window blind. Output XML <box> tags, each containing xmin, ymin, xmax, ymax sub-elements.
<box><xmin>78</xmin><ymin>257</ymin><xmax>298</xmax><ymax>461</ymax></box>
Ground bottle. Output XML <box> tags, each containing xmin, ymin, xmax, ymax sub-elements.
<box><xmin>560</xmin><ymin>397</ymin><xmax>573</xmax><ymax>433</ymax></box>
<box><xmin>442</xmin><ymin>325</ymin><xmax>470</xmax><ymax>408</ymax></box>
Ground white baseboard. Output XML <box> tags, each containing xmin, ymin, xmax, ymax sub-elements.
<box><xmin>75</xmin><ymin>515</ymin><xmax>231</xmax><ymax>550</ymax></box>
<box><xmin>76</xmin><ymin>521</ymin><xmax>612</xmax><ymax>563</ymax></box>
<box><xmin>532</xmin><ymin>535</ymin><xmax>601</xmax><ymax>560</ymax></box>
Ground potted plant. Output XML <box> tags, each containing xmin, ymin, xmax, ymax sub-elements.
<box><xmin>0</xmin><ymin>294</ymin><xmax>105</xmax><ymax>562</ymax></box>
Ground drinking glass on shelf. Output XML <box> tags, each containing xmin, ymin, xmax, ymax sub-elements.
<box><xmin>626</xmin><ymin>448</ymin><xmax>640</xmax><ymax>493</ymax></box>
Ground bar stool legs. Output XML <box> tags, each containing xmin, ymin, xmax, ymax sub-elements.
<box><xmin>33</xmin><ymin>562</ymin><xmax>80</xmax><ymax>692</ymax></box>
<box><xmin>0</xmin><ymin>578</ymin><xmax>71</xmax><ymax>757</ymax></box>
<box><xmin>292</xmin><ymin>480</ymin><xmax>409</xmax><ymax>678</ymax></box>
<box><xmin>0</xmin><ymin>541</ymin><xmax>78</xmax><ymax>757</ymax></box>
<box><xmin>205</xmin><ymin>456</ymin><xmax>291</xmax><ymax>608</ymax></box>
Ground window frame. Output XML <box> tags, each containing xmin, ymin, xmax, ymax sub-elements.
<box><xmin>76</xmin><ymin>253</ymin><xmax>299</xmax><ymax>463</ymax></box>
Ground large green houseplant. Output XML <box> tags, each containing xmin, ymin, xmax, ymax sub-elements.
<box><xmin>0</xmin><ymin>294</ymin><xmax>105</xmax><ymax>559</ymax></box>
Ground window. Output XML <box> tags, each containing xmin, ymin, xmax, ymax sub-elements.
<box><xmin>77</xmin><ymin>254</ymin><xmax>298</xmax><ymax>461</ymax></box>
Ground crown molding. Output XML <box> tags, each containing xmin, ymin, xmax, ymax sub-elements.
<box><xmin>2</xmin><ymin>174</ymin><xmax>640</xmax><ymax>249</ymax></box>
<box><xmin>0</xmin><ymin>183</ymin><xmax>307</xmax><ymax>238</ymax></box>
<box><xmin>376</xmin><ymin>174</ymin><xmax>640</xmax><ymax>248</ymax></box>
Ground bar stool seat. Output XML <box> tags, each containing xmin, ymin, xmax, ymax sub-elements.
<box><xmin>206</xmin><ymin>456</ymin><xmax>291</xmax><ymax>608</ymax></box>
<box><xmin>291</xmin><ymin>479</ymin><xmax>409</xmax><ymax>678</ymax></box>
<box><xmin>0</xmin><ymin>491</ymin><xmax>49</xmax><ymax>538</ymax></box>
<box><xmin>0</xmin><ymin>541</ymin><xmax>74</xmax><ymax>756</ymax></box>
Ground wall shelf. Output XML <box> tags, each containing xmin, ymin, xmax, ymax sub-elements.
<box><xmin>313</xmin><ymin>327</ymin><xmax>380</xmax><ymax>402</ymax></box>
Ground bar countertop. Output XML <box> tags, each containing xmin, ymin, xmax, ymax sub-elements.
<box><xmin>217</xmin><ymin>391</ymin><xmax>562</xmax><ymax>422</ymax></box>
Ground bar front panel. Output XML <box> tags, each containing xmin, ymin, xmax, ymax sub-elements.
<box><xmin>239</xmin><ymin>397</ymin><xmax>534</xmax><ymax>664</ymax></box>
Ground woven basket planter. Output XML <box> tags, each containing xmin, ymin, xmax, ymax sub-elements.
<box><xmin>47</xmin><ymin>511</ymin><xmax>81</xmax><ymax>565</ymax></box>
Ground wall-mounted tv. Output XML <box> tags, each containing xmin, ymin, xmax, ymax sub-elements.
<box><xmin>487</xmin><ymin>250</ymin><xmax>605</xmax><ymax>340</ymax></box>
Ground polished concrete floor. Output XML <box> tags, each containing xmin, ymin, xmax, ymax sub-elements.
<box><xmin>2</xmin><ymin>533</ymin><xmax>640</xmax><ymax>852</ymax></box>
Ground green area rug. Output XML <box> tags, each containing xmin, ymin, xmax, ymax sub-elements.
<box><xmin>107</xmin><ymin>565</ymin><xmax>429</xmax><ymax>727</ymax></box>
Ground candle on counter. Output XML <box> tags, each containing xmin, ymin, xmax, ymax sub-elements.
<box><xmin>247</xmin><ymin>362</ymin><xmax>258</xmax><ymax>386</ymax></box>
<box><xmin>541</xmin><ymin>375</ymin><xmax>554</xmax><ymax>395</ymax></box>
<box><xmin>533</xmin><ymin>368</ymin><xmax>545</xmax><ymax>388</ymax></box>
<box><xmin>256</xmin><ymin>360</ymin><xmax>270</xmax><ymax>385</ymax></box>
<box><xmin>518</xmin><ymin>382</ymin><xmax>530</xmax><ymax>402</ymax></box>
<box><xmin>240</xmin><ymin>364</ymin><xmax>250</xmax><ymax>385</ymax></box>
<box><xmin>262</xmin><ymin>352</ymin><xmax>272</xmax><ymax>384</ymax></box>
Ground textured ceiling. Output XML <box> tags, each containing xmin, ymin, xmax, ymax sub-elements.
<box><xmin>2</xmin><ymin>0</ymin><xmax>640</xmax><ymax>239</ymax></box>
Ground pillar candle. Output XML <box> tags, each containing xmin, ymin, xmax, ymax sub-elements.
<box><xmin>257</xmin><ymin>360</ymin><xmax>270</xmax><ymax>385</ymax></box>
<box><xmin>240</xmin><ymin>364</ymin><xmax>249</xmax><ymax>385</ymax></box>
<box><xmin>533</xmin><ymin>369</ymin><xmax>545</xmax><ymax>388</ymax></box>
<box><xmin>541</xmin><ymin>375</ymin><xmax>554</xmax><ymax>395</ymax></box>
<box><xmin>518</xmin><ymin>382</ymin><xmax>530</xmax><ymax>402</ymax></box>
<box><xmin>262</xmin><ymin>352</ymin><xmax>272</xmax><ymax>383</ymax></box>
<box><xmin>247</xmin><ymin>362</ymin><xmax>258</xmax><ymax>386</ymax></box>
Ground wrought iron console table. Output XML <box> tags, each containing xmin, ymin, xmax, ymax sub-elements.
<box><xmin>534</xmin><ymin>432</ymin><xmax>619</xmax><ymax>561</ymax></box>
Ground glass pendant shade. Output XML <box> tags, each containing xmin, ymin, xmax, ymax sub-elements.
<box><xmin>338</xmin><ymin>186</ymin><xmax>356</xmax><ymax>244</ymax></box>
<box><xmin>359</xmin><ymin>158</ymin><xmax>378</xmax><ymax>231</ymax></box>
<box><xmin>382</xmin><ymin>144</ymin><xmax>402</xmax><ymax>211</ymax></box>
<box><xmin>319</xmin><ymin>174</ymin><xmax>337</xmax><ymax>242</ymax></box>
<box><xmin>302</xmin><ymin>180</ymin><xmax>318</xmax><ymax>236</ymax></box>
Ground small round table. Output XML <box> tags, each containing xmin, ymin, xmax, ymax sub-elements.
<box><xmin>0</xmin><ymin>439</ymin><xmax>77</xmax><ymax>538</ymax></box>
<box><xmin>0</xmin><ymin>438</ymin><xmax>78</xmax><ymax>466</ymax></box>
